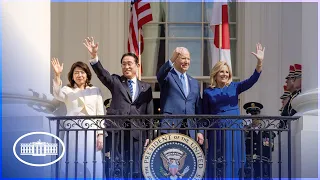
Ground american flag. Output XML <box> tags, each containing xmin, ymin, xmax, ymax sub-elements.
<box><xmin>127</xmin><ymin>0</ymin><xmax>153</xmax><ymax>57</ymax></box>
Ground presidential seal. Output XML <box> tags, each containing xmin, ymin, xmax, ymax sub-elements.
<box><xmin>142</xmin><ymin>133</ymin><xmax>205</xmax><ymax>180</ymax></box>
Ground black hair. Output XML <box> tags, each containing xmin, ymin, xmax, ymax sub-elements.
<box><xmin>120</xmin><ymin>52</ymin><xmax>139</xmax><ymax>64</ymax></box>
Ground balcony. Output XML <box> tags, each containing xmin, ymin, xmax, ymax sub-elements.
<box><xmin>47</xmin><ymin>115</ymin><xmax>299</xmax><ymax>179</ymax></box>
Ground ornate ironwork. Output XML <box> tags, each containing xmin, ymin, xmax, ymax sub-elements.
<box><xmin>47</xmin><ymin>115</ymin><xmax>299</xmax><ymax>179</ymax></box>
<box><xmin>49</xmin><ymin>115</ymin><xmax>298</xmax><ymax>131</ymax></box>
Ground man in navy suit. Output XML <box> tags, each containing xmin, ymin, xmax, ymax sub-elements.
<box><xmin>83</xmin><ymin>37</ymin><xmax>153</xmax><ymax>178</ymax></box>
<box><xmin>157</xmin><ymin>47</ymin><xmax>204</xmax><ymax>145</ymax></box>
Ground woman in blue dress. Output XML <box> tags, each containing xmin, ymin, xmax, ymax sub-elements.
<box><xmin>203</xmin><ymin>43</ymin><xmax>265</xmax><ymax>179</ymax></box>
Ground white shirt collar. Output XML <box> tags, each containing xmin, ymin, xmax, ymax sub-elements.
<box><xmin>128</xmin><ymin>77</ymin><xmax>137</xmax><ymax>84</ymax></box>
<box><xmin>174</xmin><ymin>68</ymin><xmax>186</xmax><ymax>78</ymax></box>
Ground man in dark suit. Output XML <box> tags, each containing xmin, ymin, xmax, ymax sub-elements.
<box><xmin>157</xmin><ymin>47</ymin><xmax>203</xmax><ymax>145</ymax></box>
<box><xmin>83</xmin><ymin>37</ymin><xmax>153</xmax><ymax>178</ymax></box>
<box><xmin>243</xmin><ymin>102</ymin><xmax>276</xmax><ymax>179</ymax></box>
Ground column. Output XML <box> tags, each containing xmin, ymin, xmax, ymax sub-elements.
<box><xmin>291</xmin><ymin>2</ymin><xmax>319</xmax><ymax>178</ymax></box>
<box><xmin>238</xmin><ymin>3</ymin><xmax>288</xmax><ymax>178</ymax></box>
<box><xmin>2</xmin><ymin>0</ymin><xmax>54</xmax><ymax>178</ymax></box>
<box><xmin>2</xmin><ymin>0</ymin><xmax>56</xmax><ymax>116</ymax></box>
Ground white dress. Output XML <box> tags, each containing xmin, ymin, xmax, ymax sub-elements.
<box><xmin>52</xmin><ymin>80</ymin><xmax>106</xmax><ymax>178</ymax></box>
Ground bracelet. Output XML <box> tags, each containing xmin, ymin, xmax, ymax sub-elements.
<box><xmin>257</xmin><ymin>64</ymin><xmax>263</xmax><ymax>67</ymax></box>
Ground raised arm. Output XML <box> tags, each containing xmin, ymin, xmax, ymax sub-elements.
<box><xmin>237</xmin><ymin>70</ymin><xmax>261</xmax><ymax>94</ymax></box>
<box><xmin>157</xmin><ymin>60</ymin><xmax>173</xmax><ymax>86</ymax></box>
<box><xmin>251</xmin><ymin>42</ymin><xmax>265</xmax><ymax>73</ymax></box>
<box><xmin>237</xmin><ymin>43</ymin><xmax>265</xmax><ymax>94</ymax></box>
<box><xmin>51</xmin><ymin>58</ymin><xmax>66</xmax><ymax>102</ymax></box>
<box><xmin>156</xmin><ymin>47</ymin><xmax>183</xmax><ymax>85</ymax></box>
<box><xmin>83</xmin><ymin>37</ymin><xmax>114</xmax><ymax>90</ymax></box>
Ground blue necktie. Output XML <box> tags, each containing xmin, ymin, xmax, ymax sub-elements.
<box><xmin>180</xmin><ymin>74</ymin><xmax>188</xmax><ymax>97</ymax></box>
<box><xmin>128</xmin><ymin>80</ymin><xmax>134</xmax><ymax>98</ymax></box>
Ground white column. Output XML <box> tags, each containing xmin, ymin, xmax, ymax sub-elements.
<box><xmin>238</xmin><ymin>3</ymin><xmax>313</xmax><ymax>179</ymax></box>
<box><xmin>2</xmin><ymin>0</ymin><xmax>54</xmax><ymax>178</ymax></box>
<box><xmin>291</xmin><ymin>2</ymin><xmax>319</xmax><ymax>178</ymax></box>
<box><xmin>239</xmin><ymin>3</ymin><xmax>284</xmax><ymax>177</ymax></box>
<box><xmin>2</xmin><ymin>0</ymin><xmax>56</xmax><ymax>116</ymax></box>
<box><xmin>238</xmin><ymin>2</ymin><xmax>285</xmax><ymax>115</ymax></box>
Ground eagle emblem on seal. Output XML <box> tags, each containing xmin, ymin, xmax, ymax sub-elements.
<box><xmin>160</xmin><ymin>148</ymin><xmax>190</xmax><ymax>180</ymax></box>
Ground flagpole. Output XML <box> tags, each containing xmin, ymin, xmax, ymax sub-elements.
<box><xmin>219</xmin><ymin>2</ymin><xmax>222</xmax><ymax>62</ymax></box>
<box><xmin>138</xmin><ymin>28</ymin><xmax>142</xmax><ymax>80</ymax></box>
<box><xmin>219</xmin><ymin>24</ymin><xmax>222</xmax><ymax>61</ymax></box>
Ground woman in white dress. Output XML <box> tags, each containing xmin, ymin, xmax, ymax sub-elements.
<box><xmin>51</xmin><ymin>58</ymin><xmax>105</xmax><ymax>178</ymax></box>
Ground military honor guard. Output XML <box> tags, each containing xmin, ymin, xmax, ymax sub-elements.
<box><xmin>281</xmin><ymin>65</ymin><xmax>295</xmax><ymax>116</ymax></box>
<box><xmin>243</xmin><ymin>102</ymin><xmax>276</xmax><ymax>179</ymax></box>
<box><xmin>279</xmin><ymin>64</ymin><xmax>300</xmax><ymax>130</ymax></box>
<box><xmin>288</xmin><ymin>64</ymin><xmax>302</xmax><ymax>116</ymax></box>
<box><xmin>279</xmin><ymin>85</ymin><xmax>291</xmax><ymax>113</ymax></box>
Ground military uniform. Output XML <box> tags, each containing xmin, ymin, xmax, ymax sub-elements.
<box><xmin>279</xmin><ymin>85</ymin><xmax>291</xmax><ymax>113</ymax></box>
<box><xmin>288</xmin><ymin>64</ymin><xmax>302</xmax><ymax>116</ymax></box>
<box><xmin>288</xmin><ymin>89</ymin><xmax>301</xmax><ymax>116</ymax></box>
<box><xmin>280</xmin><ymin>65</ymin><xmax>295</xmax><ymax>117</ymax></box>
<box><xmin>243</xmin><ymin>102</ymin><xmax>276</xmax><ymax>179</ymax></box>
<box><xmin>279</xmin><ymin>85</ymin><xmax>292</xmax><ymax>129</ymax></box>
<box><xmin>281</xmin><ymin>99</ymin><xmax>291</xmax><ymax>117</ymax></box>
<box><xmin>279</xmin><ymin>107</ymin><xmax>283</xmax><ymax>113</ymax></box>
<box><xmin>280</xmin><ymin>65</ymin><xmax>299</xmax><ymax>130</ymax></box>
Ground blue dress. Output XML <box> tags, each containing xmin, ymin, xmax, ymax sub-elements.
<box><xmin>203</xmin><ymin>69</ymin><xmax>261</xmax><ymax>179</ymax></box>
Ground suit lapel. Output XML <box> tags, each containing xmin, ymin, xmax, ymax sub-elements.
<box><xmin>186</xmin><ymin>75</ymin><xmax>193</xmax><ymax>99</ymax></box>
<box><xmin>133</xmin><ymin>80</ymin><xmax>144</xmax><ymax>103</ymax></box>
<box><xmin>120</xmin><ymin>76</ymin><xmax>132</xmax><ymax>102</ymax></box>
<box><xmin>171</xmin><ymin>70</ymin><xmax>187</xmax><ymax>99</ymax></box>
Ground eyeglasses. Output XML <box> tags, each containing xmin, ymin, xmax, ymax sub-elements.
<box><xmin>121</xmin><ymin>62</ymin><xmax>136</xmax><ymax>68</ymax></box>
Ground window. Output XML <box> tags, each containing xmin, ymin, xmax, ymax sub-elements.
<box><xmin>140</xmin><ymin>1</ymin><xmax>237</xmax><ymax>96</ymax></box>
